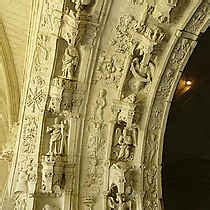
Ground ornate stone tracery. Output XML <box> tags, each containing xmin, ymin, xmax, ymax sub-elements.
<box><xmin>2</xmin><ymin>0</ymin><xmax>210</xmax><ymax>210</ymax></box>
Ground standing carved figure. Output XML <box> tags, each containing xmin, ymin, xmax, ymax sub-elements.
<box><xmin>61</xmin><ymin>45</ymin><xmax>79</xmax><ymax>80</ymax></box>
<box><xmin>94</xmin><ymin>89</ymin><xmax>107</xmax><ymax>122</ymax></box>
<box><xmin>47</xmin><ymin>118</ymin><xmax>65</xmax><ymax>155</ymax></box>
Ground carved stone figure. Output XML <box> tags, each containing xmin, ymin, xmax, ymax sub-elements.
<box><xmin>129</xmin><ymin>57</ymin><xmax>151</xmax><ymax>93</ymax></box>
<box><xmin>108</xmin><ymin>164</ymin><xmax>135</xmax><ymax>210</ymax></box>
<box><xmin>117</xmin><ymin>128</ymin><xmax>134</xmax><ymax>160</ymax></box>
<box><xmin>145</xmin><ymin>134</ymin><xmax>158</xmax><ymax>164</ymax></box>
<box><xmin>94</xmin><ymin>89</ymin><xmax>107</xmax><ymax>122</ymax></box>
<box><xmin>47</xmin><ymin>118</ymin><xmax>66</xmax><ymax>155</ymax></box>
<box><xmin>41</xmin><ymin>155</ymin><xmax>65</xmax><ymax>196</ymax></box>
<box><xmin>61</xmin><ymin>45</ymin><xmax>79</xmax><ymax>80</ymax></box>
<box><xmin>88</xmin><ymin>121</ymin><xmax>102</xmax><ymax>153</ymax></box>
<box><xmin>112</xmin><ymin>126</ymin><xmax>137</xmax><ymax>161</ymax></box>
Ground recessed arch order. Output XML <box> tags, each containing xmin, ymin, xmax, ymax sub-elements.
<box><xmin>142</xmin><ymin>1</ymin><xmax>210</xmax><ymax>209</ymax></box>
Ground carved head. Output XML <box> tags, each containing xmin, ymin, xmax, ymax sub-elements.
<box><xmin>99</xmin><ymin>89</ymin><xmax>106</xmax><ymax>97</ymax></box>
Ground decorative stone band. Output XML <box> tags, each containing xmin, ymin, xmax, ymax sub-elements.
<box><xmin>10</xmin><ymin>1</ymin><xmax>65</xmax><ymax>210</ymax></box>
<box><xmin>143</xmin><ymin>2</ymin><xmax>210</xmax><ymax>209</ymax></box>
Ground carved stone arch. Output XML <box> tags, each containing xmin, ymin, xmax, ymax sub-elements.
<box><xmin>143</xmin><ymin>1</ymin><xmax>210</xmax><ymax>209</ymax></box>
<box><xmin>0</xmin><ymin>20</ymin><xmax>20</xmax><ymax>125</ymax></box>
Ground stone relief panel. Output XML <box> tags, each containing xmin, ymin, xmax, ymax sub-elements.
<box><xmin>21</xmin><ymin>116</ymin><xmax>39</xmax><ymax>154</ymax></box>
<box><xmin>82</xmin><ymin>89</ymin><xmax>108</xmax><ymax>203</ymax></box>
<box><xmin>94</xmin><ymin>51</ymin><xmax>124</xmax><ymax>89</ymax></box>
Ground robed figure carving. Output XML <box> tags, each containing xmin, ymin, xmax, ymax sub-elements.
<box><xmin>61</xmin><ymin>45</ymin><xmax>79</xmax><ymax>80</ymax></box>
<box><xmin>47</xmin><ymin>118</ymin><xmax>66</xmax><ymax>155</ymax></box>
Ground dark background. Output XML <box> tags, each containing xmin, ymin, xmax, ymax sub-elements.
<box><xmin>162</xmin><ymin>27</ymin><xmax>210</xmax><ymax>210</ymax></box>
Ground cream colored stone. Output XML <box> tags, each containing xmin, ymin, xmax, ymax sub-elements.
<box><xmin>0</xmin><ymin>0</ymin><xmax>210</xmax><ymax>209</ymax></box>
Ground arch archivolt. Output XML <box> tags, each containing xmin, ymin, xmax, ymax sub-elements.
<box><xmin>4</xmin><ymin>0</ymin><xmax>210</xmax><ymax>210</ymax></box>
<box><xmin>143</xmin><ymin>1</ymin><xmax>210</xmax><ymax>209</ymax></box>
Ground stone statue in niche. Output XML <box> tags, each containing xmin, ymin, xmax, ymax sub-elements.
<box><xmin>46</xmin><ymin>117</ymin><xmax>67</xmax><ymax>155</ymax></box>
<box><xmin>145</xmin><ymin>133</ymin><xmax>158</xmax><ymax>164</ymax></box>
<box><xmin>108</xmin><ymin>164</ymin><xmax>136</xmax><ymax>210</ymax></box>
<box><xmin>94</xmin><ymin>89</ymin><xmax>107</xmax><ymax>122</ymax></box>
<box><xmin>61</xmin><ymin>45</ymin><xmax>79</xmax><ymax>80</ymax></box>
<box><xmin>112</xmin><ymin>126</ymin><xmax>137</xmax><ymax>161</ymax></box>
<box><xmin>107</xmin><ymin>184</ymin><xmax>118</xmax><ymax>209</ymax></box>
<box><xmin>117</xmin><ymin>127</ymin><xmax>136</xmax><ymax>160</ymax></box>
<box><xmin>143</xmin><ymin>166</ymin><xmax>158</xmax><ymax>209</ymax></box>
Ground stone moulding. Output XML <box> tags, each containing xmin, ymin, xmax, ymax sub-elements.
<box><xmin>143</xmin><ymin>1</ymin><xmax>210</xmax><ymax>209</ymax></box>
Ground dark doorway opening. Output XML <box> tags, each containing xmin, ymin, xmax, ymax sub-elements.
<box><xmin>162</xmin><ymin>27</ymin><xmax>210</xmax><ymax>210</ymax></box>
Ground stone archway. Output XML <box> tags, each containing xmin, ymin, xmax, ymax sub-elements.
<box><xmin>3</xmin><ymin>1</ymin><xmax>210</xmax><ymax>210</ymax></box>
<box><xmin>142</xmin><ymin>2</ymin><xmax>210</xmax><ymax>209</ymax></box>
